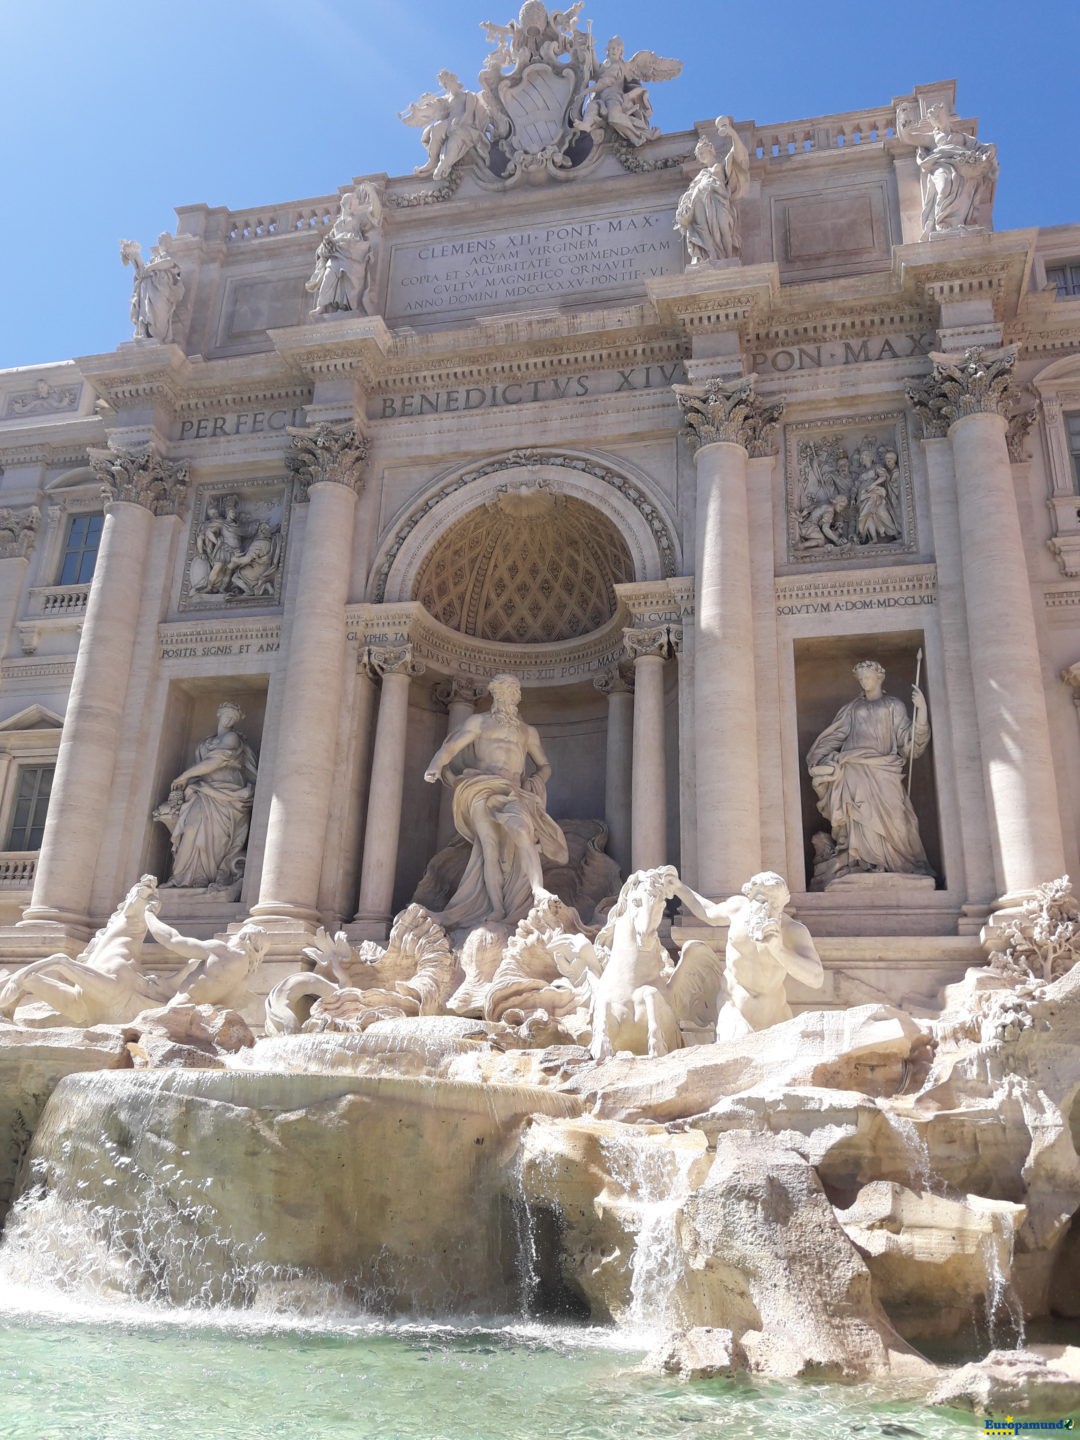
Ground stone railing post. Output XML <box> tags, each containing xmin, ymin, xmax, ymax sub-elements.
<box><xmin>354</xmin><ymin>644</ymin><xmax>427</xmax><ymax>927</ymax></box>
<box><xmin>23</xmin><ymin>448</ymin><xmax>188</xmax><ymax>930</ymax></box>
<box><xmin>674</xmin><ymin>375</ymin><xmax>783</xmax><ymax>898</ymax></box>
<box><xmin>252</xmin><ymin>424</ymin><xmax>366</xmax><ymax>927</ymax></box>
<box><xmin>624</xmin><ymin>626</ymin><xmax>679</xmax><ymax>873</ymax></box>
<box><xmin>908</xmin><ymin>347</ymin><xmax>1065</xmax><ymax>901</ymax></box>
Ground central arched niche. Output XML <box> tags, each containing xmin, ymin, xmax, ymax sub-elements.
<box><xmin>413</xmin><ymin>484</ymin><xmax>634</xmax><ymax>644</ymax></box>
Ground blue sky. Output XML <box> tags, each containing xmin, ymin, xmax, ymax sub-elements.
<box><xmin>3</xmin><ymin>0</ymin><xmax>1077</xmax><ymax>370</ymax></box>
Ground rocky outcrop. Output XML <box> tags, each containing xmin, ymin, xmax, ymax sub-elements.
<box><xmin>0</xmin><ymin>1025</ymin><xmax>131</xmax><ymax>1226</ymax></box>
<box><xmin>930</xmin><ymin>1345</ymin><xmax>1080</xmax><ymax>1418</ymax></box>
<box><xmin>643</xmin><ymin>1327</ymin><xmax>747</xmax><ymax>1379</ymax></box>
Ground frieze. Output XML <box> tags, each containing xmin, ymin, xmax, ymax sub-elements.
<box><xmin>774</xmin><ymin>564</ymin><xmax>937</xmax><ymax>618</ymax></box>
<box><xmin>157</xmin><ymin>617</ymin><xmax>282</xmax><ymax>663</ymax></box>
<box><xmin>2</xmin><ymin>381</ymin><xmax>80</xmax><ymax>421</ymax></box>
<box><xmin>175</xmin><ymin>406</ymin><xmax>306</xmax><ymax>443</ymax></box>
<box><xmin>785</xmin><ymin>410</ymin><xmax>916</xmax><ymax>563</ymax></box>
<box><xmin>747</xmin><ymin>332</ymin><xmax>935</xmax><ymax>377</ymax></box>
<box><xmin>374</xmin><ymin>360</ymin><xmax>685</xmax><ymax>419</ymax></box>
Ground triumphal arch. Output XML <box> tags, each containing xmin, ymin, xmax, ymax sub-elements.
<box><xmin>1</xmin><ymin>3</ymin><xmax>1079</xmax><ymax>1012</ymax></box>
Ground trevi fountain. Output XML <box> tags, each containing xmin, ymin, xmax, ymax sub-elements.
<box><xmin>2</xmin><ymin>4</ymin><xmax>1080</xmax><ymax>1436</ymax></box>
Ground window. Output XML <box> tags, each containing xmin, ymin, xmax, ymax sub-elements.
<box><xmin>6</xmin><ymin>764</ymin><xmax>53</xmax><ymax>850</ymax></box>
<box><xmin>58</xmin><ymin>512</ymin><xmax>103</xmax><ymax>585</ymax></box>
<box><xmin>1047</xmin><ymin>262</ymin><xmax>1080</xmax><ymax>299</ymax></box>
<box><xmin>1069</xmin><ymin>413</ymin><xmax>1080</xmax><ymax>493</ymax></box>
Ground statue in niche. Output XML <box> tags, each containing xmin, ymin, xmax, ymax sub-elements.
<box><xmin>896</xmin><ymin>101</ymin><xmax>998</xmax><ymax>240</ymax></box>
<box><xmin>807</xmin><ymin>660</ymin><xmax>932</xmax><ymax>887</ymax></box>
<box><xmin>795</xmin><ymin>434</ymin><xmax>902</xmax><ymax>553</ymax></box>
<box><xmin>120</xmin><ymin>236</ymin><xmax>184</xmax><ymax>343</ymax></box>
<box><xmin>578</xmin><ymin>35</ymin><xmax>683</xmax><ymax>146</ymax></box>
<box><xmin>306</xmin><ymin>183</ymin><xmax>382</xmax><ymax>315</ymax></box>
<box><xmin>674</xmin><ymin>117</ymin><xmax>750</xmax><ymax>263</ymax></box>
<box><xmin>153</xmin><ymin>701</ymin><xmax>258</xmax><ymax>899</ymax></box>
<box><xmin>423</xmin><ymin>673</ymin><xmax>568</xmax><ymax>929</ymax></box>
<box><xmin>400</xmin><ymin>71</ymin><xmax>493</xmax><ymax>183</ymax></box>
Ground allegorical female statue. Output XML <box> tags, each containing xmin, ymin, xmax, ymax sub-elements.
<box><xmin>305</xmin><ymin>184</ymin><xmax>381</xmax><ymax>315</ymax></box>
<box><xmin>120</xmin><ymin>236</ymin><xmax>185</xmax><ymax>342</ymax></box>
<box><xmin>674</xmin><ymin>117</ymin><xmax>750</xmax><ymax>264</ymax></box>
<box><xmin>806</xmin><ymin>660</ymin><xmax>932</xmax><ymax>886</ymax></box>
<box><xmin>896</xmin><ymin>101</ymin><xmax>998</xmax><ymax>240</ymax></box>
<box><xmin>153</xmin><ymin>701</ymin><xmax>258</xmax><ymax>897</ymax></box>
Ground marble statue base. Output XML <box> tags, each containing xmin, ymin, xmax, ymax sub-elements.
<box><xmin>824</xmin><ymin>872</ymin><xmax>936</xmax><ymax>895</ymax></box>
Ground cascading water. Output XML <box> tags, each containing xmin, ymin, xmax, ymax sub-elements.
<box><xmin>981</xmin><ymin>1208</ymin><xmax>1026</xmax><ymax>1351</ymax></box>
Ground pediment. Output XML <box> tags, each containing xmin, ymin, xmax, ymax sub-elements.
<box><xmin>0</xmin><ymin>704</ymin><xmax>64</xmax><ymax>731</ymax></box>
<box><xmin>44</xmin><ymin>466</ymin><xmax>96</xmax><ymax>493</ymax></box>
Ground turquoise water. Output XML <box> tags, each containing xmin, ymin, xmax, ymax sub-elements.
<box><xmin>0</xmin><ymin>1301</ymin><xmax>977</xmax><ymax>1440</ymax></box>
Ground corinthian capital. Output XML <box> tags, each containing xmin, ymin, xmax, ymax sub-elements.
<box><xmin>905</xmin><ymin>344</ymin><xmax>1019</xmax><ymax>437</ymax></box>
<box><xmin>0</xmin><ymin>505</ymin><xmax>41</xmax><ymax>561</ymax></box>
<box><xmin>90</xmin><ymin>446</ymin><xmax>189</xmax><ymax>516</ymax></box>
<box><xmin>287</xmin><ymin>423</ymin><xmax>367</xmax><ymax>500</ymax></box>
<box><xmin>672</xmin><ymin>375</ymin><xmax>784</xmax><ymax>458</ymax></box>
<box><xmin>623</xmin><ymin>625</ymin><xmax>681</xmax><ymax>662</ymax></box>
<box><xmin>361</xmin><ymin>644</ymin><xmax>426</xmax><ymax>680</ymax></box>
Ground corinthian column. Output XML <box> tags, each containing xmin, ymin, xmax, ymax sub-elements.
<box><xmin>908</xmin><ymin>346</ymin><xmax>1065</xmax><ymax>900</ymax></box>
<box><xmin>624</xmin><ymin>626</ymin><xmax>679</xmax><ymax>872</ymax></box>
<box><xmin>673</xmin><ymin>375</ymin><xmax>783</xmax><ymax>898</ymax></box>
<box><xmin>593</xmin><ymin>666</ymin><xmax>634</xmax><ymax>874</ymax></box>
<box><xmin>23</xmin><ymin>448</ymin><xmax>188</xmax><ymax>930</ymax></box>
<box><xmin>252</xmin><ymin>424</ymin><xmax>366</xmax><ymax>927</ymax></box>
<box><xmin>355</xmin><ymin>645</ymin><xmax>426</xmax><ymax>928</ymax></box>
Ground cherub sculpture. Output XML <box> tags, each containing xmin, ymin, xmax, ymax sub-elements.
<box><xmin>400</xmin><ymin>71</ymin><xmax>492</xmax><ymax>183</ymax></box>
<box><xmin>305</xmin><ymin>183</ymin><xmax>382</xmax><ymax>315</ymax></box>
<box><xmin>578</xmin><ymin>35</ymin><xmax>682</xmax><ymax>146</ymax></box>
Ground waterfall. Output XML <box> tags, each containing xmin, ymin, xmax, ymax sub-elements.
<box><xmin>982</xmin><ymin>1208</ymin><xmax>1026</xmax><ymax>1350</ymax></box>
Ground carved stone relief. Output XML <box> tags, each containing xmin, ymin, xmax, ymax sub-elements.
<box><xmin>0</xmin><ymin>507</ymin><xmax>40</xmax><ymax>561</ymax></box>
<box><xmin>399</xmin><ymin>4</ymin><xmax>682</xmax><ymax>193</ymax></box>
<box><xmin>785</xmin><ymin>413</ymin><xmax>916</xmax><ymax>563</ymax></box>
<box><xmin>3</xmin><ymin>381</ymin><xmax>79</xmax><ymax>420</ymax></box>
<box><xmin>179</xmin><ymin>484</ymin><xmax>288</xmax><ymax>611</ymax></box>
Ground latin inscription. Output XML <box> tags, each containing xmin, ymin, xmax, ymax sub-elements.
<box><xmin>751</xmin><ymin>334</ymin><xmax>934</xmax><ymax>376</ymax></box>
<box><xmin>775</xmin><ymin>594</ymin><xmax>936</xmax><ymax>617</ymax></box>
<box><xmin>376</xmin><ymin>362</ymin><xmax>684</xmax><ymax>420</ymax></box>
<box><xmin>387</xmin><ymin>210</ymin><xmax>679</xmax><ymax>319</ymax></box>
<box><xmin>159</xmin><ymin>641</ymin><xmax>280</xmax><ymax>660</ymax></box>
<box><xmin>175</xmin><ymin>407</ymin><xmax>305</xmax><ymax>443</ymax></box>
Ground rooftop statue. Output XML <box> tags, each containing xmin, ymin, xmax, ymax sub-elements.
<box><xmin>895</xmin><ymin>100</ymin><xmax>998</xmax><ymax>240</ymax></box>
<box><xmin>400</xmin><ymin>3</ymin><xmax>682</xmax><ymax>185</ymax></box>
<box><xmin>424</xmin><ymin>673</ymin><xmax>568</xmax><ymax>929</ymax></box>
<box><xmin>807</xmin><ymin>660</ymin><xmax>933</xmax><ymax>887</ymax></box>
<box><xmin>674</xmin><ymin>117</ymin><xmax>750</xmax><ymax>263</ymax></box>
<box><xmin>400</xmin><ymin>71</ymin><xmax>495</xmax><ymax>184</ymax></box>
<box><xmin>120</xmin><ymin>236</ymin><xmax>184</xmax><ymax>343</ymax></box>
<box><xmin>578</xmin><ymin>35</ymin><xmax>682</xmax><ymax>147</ymax></box>
<box><xmin>305</xmin><ymin>183</ymin><xmax>382</xmax><ymax>315</ymax></box>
